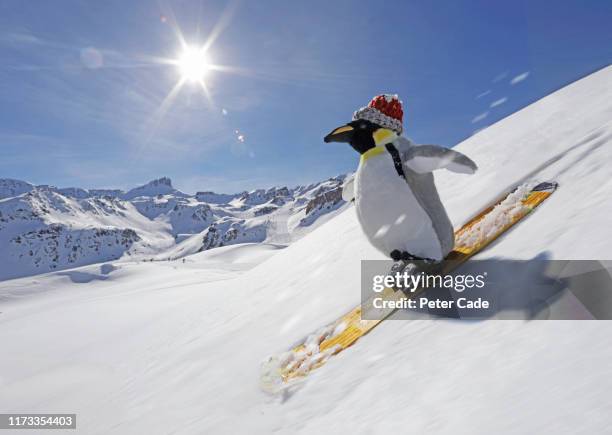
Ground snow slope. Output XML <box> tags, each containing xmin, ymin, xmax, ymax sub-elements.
<box><xmin>0</xmin><ymin>66</ymin><xmax>611</xmax><ymax>434</ymax></box>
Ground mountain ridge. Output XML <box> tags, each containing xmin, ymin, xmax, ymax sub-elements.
<box><xmin>0</xmin><ymin>174</ymin><xmax>350</xmax><ymax>281</ymax></box>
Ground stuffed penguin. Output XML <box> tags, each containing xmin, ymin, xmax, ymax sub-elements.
<box><xmin>324</xmin><ymin>94</ymin><xmax>477</xmax><ymax>262</ymax></box>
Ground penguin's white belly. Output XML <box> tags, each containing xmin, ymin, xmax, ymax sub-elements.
<box><xmin>355</xmin><ymin>153</ymin><xmax>442</xmax><ymax>260</ymax></box>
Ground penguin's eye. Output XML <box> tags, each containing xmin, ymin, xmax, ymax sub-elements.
<box><xmin>359</xmin><ymin>123</ymin><xmax>367</xmax><ymax>129</ymax></box>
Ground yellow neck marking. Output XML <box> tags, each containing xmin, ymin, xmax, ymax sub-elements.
<box><xmin>373</xmin><ymin>128</ymin><xmax>397</xmax><ymax>146</ymax></box>
<box><xmin>360</xmin><ymin>146</ymin><xmax>386</xmax><ymax>163</ymax></box>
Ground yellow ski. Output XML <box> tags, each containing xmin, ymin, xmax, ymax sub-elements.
<box><xmin>261</xmin><ymin>181</ymin><xmax>558</xmax><ymax>391</ymax></box>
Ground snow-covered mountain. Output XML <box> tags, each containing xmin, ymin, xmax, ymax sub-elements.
<box><xmin>0</xmin><ymin>66</ymin><xmax>611</xmax><ymax>434</ymax></box>
<box><xmin>0</xmin><ymin>175</ymin><xmax>349</xmax><ymax>281</ymax></box>
<box><xmin>0</xmin><ymin>178</ymin><xmax>34</xmax><ymax>199</ymax></box>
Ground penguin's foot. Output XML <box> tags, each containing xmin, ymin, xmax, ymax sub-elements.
<box><xmin>389</xmin><ymin>250</ymin><xmax>437</xmax><ymax>263</ymax></box>
<box><xmin>401</xmin><ymin>251</ymin><xmax>414</xmax><ymax>261</ymax></box>
<box><xmin>387</xmin><ymin>252</ymin><xmax>442</xmax><ymax>294</ymax></box>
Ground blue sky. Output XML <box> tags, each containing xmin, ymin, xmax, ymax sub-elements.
<box><xmin>0</xmin><ymin>0</ymin><xmax>610</xmax><ymax>193</ymax></box>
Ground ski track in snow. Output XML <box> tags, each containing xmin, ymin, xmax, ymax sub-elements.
<box><xmin>0</xmin><ymin>66</ymin><xmax>612</xmax><ymax>434</ymax></box>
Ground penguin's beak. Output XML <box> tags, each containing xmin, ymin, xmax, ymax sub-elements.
<box><xmin>324</xmin><ymin>124</ymin><xmax>354</xmax><ymax>143</ymax></box>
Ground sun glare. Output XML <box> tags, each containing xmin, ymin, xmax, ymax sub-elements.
<box><xmin>177</xmin><ymin>46</ymin><xmax>210</xmax><ymax>83</ymax></box>
<box><xmin>150</xmin><ymin>4</ymin><xmax>240</xmax><ymax>127</ymax></box>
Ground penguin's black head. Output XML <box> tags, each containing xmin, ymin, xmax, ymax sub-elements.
<box><xmin>324</xmin><ymin>120</ymin><xmax>393</xmax><ymax>154</ymax></box>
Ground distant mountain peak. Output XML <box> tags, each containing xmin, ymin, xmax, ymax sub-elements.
<box><xmin>0</xmin><ymin>178</ymin><xmax>34</xmax><ymax>199</ymax></box>
<box><xmin>144</xmin><ymin>177</ymin><xmax>173</xmax><ymax>188</ymax></box>
<box><xmin>123</xmin><ymin>177</ymin><xmax>177</xmax><ymax>199</ymax></box>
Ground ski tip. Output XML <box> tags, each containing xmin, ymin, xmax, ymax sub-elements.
<box><xmin>260</xmin><ymin>356</ymin><xmax>285</xmax><ymax>394</ymax></box>
<box><xmin>531</xmin><ymin>181</ymin><xmax>559</xmax><ymax>192</ymax></box>
<box><xmin>260</xmin><ymin>356</ymin><xmax>305</xmax><ymax>396</ymax></box>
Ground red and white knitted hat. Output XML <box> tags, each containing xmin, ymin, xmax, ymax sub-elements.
<box><xmin>352</xmin><ymin>94</ymin><xmax>404</xmax><ymax>134</ymax></box>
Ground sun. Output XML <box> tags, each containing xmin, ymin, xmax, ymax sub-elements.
<box><xmin>151</xmin><ymin>4</ymin><xmax>244</xmax><ymax>123</ymax></box>
<box><xmin>177</xmin><ymin>46</ymin><xmax>210</xmax><ymax>83</ymax></box>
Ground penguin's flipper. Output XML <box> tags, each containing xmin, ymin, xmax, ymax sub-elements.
<box><xmin>342</xmin><ymin>175</ymin><xmax>355</xmax><ymax>202</ymax></box>
<box><xmin>401</xmin><ymin>144</ymin><xmax>478</xmax><ymax>175</ymax></box>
